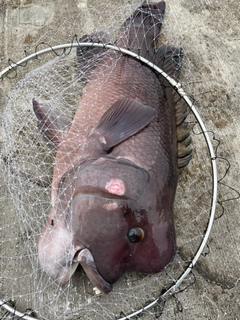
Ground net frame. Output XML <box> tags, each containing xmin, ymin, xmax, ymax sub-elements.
<box><xmin>0</xmin><ymin>42</ymin><xmax>218</xmax><ymax>319</ymax></box>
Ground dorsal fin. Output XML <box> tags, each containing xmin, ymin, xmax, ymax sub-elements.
<box><xmin>153</xmin><ymin>43</ymin><xmax>192</xmax><ymax>169</ymax></box>
<box><xmin>173</xmin><ymin>92</ymin><xmax>192</xmax><ymax>169</ymax></box>
<box><xmin>153</xmin><ymin>45</ymin><xmax>184</xmax><ymax>86</ymax></box>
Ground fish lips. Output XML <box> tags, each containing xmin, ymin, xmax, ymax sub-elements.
<box><xmin>56</xmin><ymin>247</ymin><xmax>112</xmax><ymax>294</ymax></box>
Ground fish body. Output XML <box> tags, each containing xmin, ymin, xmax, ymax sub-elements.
<box><xmin>33</xmin><ymin>1</ymin><xmax>191</xmax><ymax>293</ymax></box>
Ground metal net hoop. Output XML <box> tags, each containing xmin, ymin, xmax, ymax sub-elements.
<box><xmin>0</xmin><ymin>42</ymin><xmax>218</xmax><ymax>320</ymax></box>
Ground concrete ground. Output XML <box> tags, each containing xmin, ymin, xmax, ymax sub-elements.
<box><xmin>0</xmin><ymin>0</ymin><xmax>239</xmax><ymax>319</ymax></box>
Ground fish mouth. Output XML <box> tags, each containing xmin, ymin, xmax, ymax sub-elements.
<box><xmin>56</xmin><ymin>247</ymin><xmax>112</xmax><ymax>294</ymax></box>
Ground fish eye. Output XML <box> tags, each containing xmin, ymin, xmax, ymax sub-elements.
<box><xmin>128</xmin><ymin>227</ymin><xmax>144</xmax><ymax>243</ymax></box>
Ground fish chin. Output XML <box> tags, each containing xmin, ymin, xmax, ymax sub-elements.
<box><xmin>56</xmin><ymin>260</ymin><xmax>80</xmax><ymax>286</ymax></box>
<box><xmin>76</xmin><ymin>248</ymin><xmax>112</xmax><ymax>294</ymax></box>
<box><xmin>55</xmin><ymin>247</ymin><xmax>112</xmax><ymax>294</ymax></box>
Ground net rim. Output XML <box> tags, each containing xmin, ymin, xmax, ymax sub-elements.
<box><xmin>0</xmin><ymin>42</ymin><xmax>218</xmax><ymax>320</ymax></box>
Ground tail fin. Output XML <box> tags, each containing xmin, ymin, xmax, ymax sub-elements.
<box><xmin>117</xmin><ymin>1</ymin><xmax>166</xmax><ymax>54</ymax></box>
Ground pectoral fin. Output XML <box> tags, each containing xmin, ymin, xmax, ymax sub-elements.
<box><xmin>90</xmin><ymin>98</ymin><xmax>156</xmax><ymax>151</ymax></box>
<box><xmin>33</xmin><ymin>99</ymin><xmax>72</xmax><ymax>149</ymax></box>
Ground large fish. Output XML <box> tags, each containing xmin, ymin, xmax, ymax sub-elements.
<box><xmin>33</xmin><ymin>1</ymin><xmax>192</xmax><ymax>294</ymax></box>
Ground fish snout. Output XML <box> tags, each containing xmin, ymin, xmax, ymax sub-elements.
<box><xmin>38</xmin><ymin>220</ymin><xmax>83</xmax><ymax>286</ymax></box>
<box><xmin>38</xmin><ymin>221</ymin><xmax>112</xmax><ymax>293</ymax></box>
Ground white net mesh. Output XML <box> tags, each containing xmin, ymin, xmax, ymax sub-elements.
<box><xmin>1</xmin><ymin>1</ymin><xmax>239</xmax><ymax>319</ymax></box>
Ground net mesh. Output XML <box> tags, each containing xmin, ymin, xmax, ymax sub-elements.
<box><xmin>1</xmin><ymin>1</ymin><xmax>239</xmax><ymax>319</ymax></box>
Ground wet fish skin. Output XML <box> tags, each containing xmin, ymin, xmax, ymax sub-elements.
<box><xmin>34</xmin><ymin>1</ymin><xmax>187</xmax><ymax>293</ymax></box>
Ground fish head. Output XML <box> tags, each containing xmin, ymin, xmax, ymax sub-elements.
<box><xmin>70</xmin><ymin>193</ymin><xmax>176</xmax><ymax>289</ymax></box>
<box><xmin>38</xmin><ymin>158</ymin><xmax>176</xmax><ymax>294</ymax></box>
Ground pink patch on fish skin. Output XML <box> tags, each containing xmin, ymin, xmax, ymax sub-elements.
<box><xmin>105</xmin><ymin>178</ymin><xmax>125</xmax><ymax>196</ymax></box>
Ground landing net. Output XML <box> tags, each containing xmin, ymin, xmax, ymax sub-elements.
<box><xmin>0</xmin><ymin>1</ymin><xmax>239</xmax><ymax>319</ymax></box>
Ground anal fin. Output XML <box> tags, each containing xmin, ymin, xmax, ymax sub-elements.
<box><xmin>33</xmin><ymin>99</ymin><xmax>72</xmax><ymax>149</ymax></box>
<box><xmin>77</xmin><ymin>32</ymin><xmax>112</xmax><ymax>81</ymax></box>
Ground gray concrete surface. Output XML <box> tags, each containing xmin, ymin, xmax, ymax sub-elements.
<box><xmin>0</xmin><ymin>0</ymin><xmax>240</xmax><ymax>319</ymax></box>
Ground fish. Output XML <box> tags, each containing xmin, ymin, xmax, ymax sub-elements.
<box><xmin>33</xmin><ymin>1</ymin><xmax>192</xmax><ymax>294</ymax></box>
